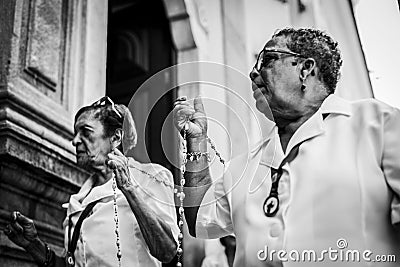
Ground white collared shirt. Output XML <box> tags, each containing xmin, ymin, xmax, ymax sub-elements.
<box><xmin>63</xmin><ymin>158</ymin><xmax>179</xmax><ymax>267</ymax></box>
<box><xmin>196</xmin><ymin>94</ymin><xmax>400</xmax><ymax>267</ymax></box>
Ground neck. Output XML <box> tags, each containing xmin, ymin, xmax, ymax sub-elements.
<box><xmin>92</xmin><ymin>165</ymin><xmax>114</xmax><ymax>186</ymax></box>
<box><xmin>276</xmin><ymin>115</ymin><xmax>308</xmax><ymax>153</ymax></box>
<box><xmin>275</xmin><ymin>101</ymin><xmax>323</xmax><ymax>152</ymax></box>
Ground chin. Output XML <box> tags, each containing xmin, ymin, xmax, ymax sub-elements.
<box><xmin>76</xmin><ymin>156</ymin><xmax>92</xmax><ymax>169</ymax></box>
<box><xmin>255</xmin><ymin>100</ymin><xmax>274</xmax><ymax>121</ymax></box>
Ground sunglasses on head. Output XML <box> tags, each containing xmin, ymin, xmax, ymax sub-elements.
<box><xmin>90</xmin><ymin>96</ymin><xmax>122</xmax><ymax>119</ymax></box>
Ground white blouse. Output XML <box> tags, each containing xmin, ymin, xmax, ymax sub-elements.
<box><xmin>63</xmin><ymin>158</ymin><xmax>179</xmax><ymax>267</ymax></box>
<box><xmin>196</xmin><ymin>94</ymin><xmax>400</xmax><ymax>267</ymax></box>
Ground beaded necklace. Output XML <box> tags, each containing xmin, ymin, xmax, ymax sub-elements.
<box><xmin>112</xmin><ymin>177</ymin><xmax>122</xmax><ymax>267</ymax></box>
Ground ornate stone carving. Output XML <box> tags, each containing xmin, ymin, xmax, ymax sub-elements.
<box><xmin>25</xmin><ymin>0</ymin><xmax>64</xmax><ymax>90</ymax></box>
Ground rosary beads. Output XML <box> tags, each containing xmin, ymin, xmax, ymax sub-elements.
<box><xmin>112</xmin><ymin>177</ymin><xmax>122</xmax><ymax>267</ymax></box>
<box><xmin>176</xmin><ymin>123</ymin><xmax>225</xmax><ymax>267</ymax></box>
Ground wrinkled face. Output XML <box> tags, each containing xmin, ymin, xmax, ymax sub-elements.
<box><xmin>250</xmin><ymin>36</ymin><xmax>304</xmax><ymax>120</ymax></box>
<box><xmin>72</xmin><ymin>111</ymin><xmax>112</xmax><ymax>170</ymax></box>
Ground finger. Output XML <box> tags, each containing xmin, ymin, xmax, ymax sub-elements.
<box><xmin>3</xmin><ymin>224</ymin><xmax>13</xmax><ymax>236</ymax></box>
<box><xmin>107</xmin><ymin>159</ymin><xmax>124</xmax><ymax>171</ymax></box>
<box><xmin>15</xmin><ymin>212</ymin><xmax>33</xmax><ymax>227</ymax></box>
<box><xmin>173</xmin><ymin>106</ymin><xmax>194</xmax><ymax>127</ymax></box>
<box><xmin>173</xmin><ymin>104</ymin><xmax>194</xmax><ymax>115</ymax></box>
<box><xmin>11</xmin><ymin>211</ymin><xmax>18</xmax><ymax>222</ymax></box>
<box><xmin>175</xmin><ymin>96</ymin><xmax>187</xmax><ymax>102</ymax></box>
<box><xmin>176</xmin><ymin>108</ymin><xmax>195</xmax><ymax>119</ymax></box>
<box><xmin>173</xmin><ymin>101</ymin><xmax>191</xmax><ymax>108</ymax></box>
<box><xmin>113</xmin><ymin>167</ymin><xmax>131</xmax><ymax>188</ymax></box>
<box><xmin>113</xmin><ymin>167</ymin><xmax>124</xmax><ymax>183</ymax></box>
<box><xmin>192</xmin><ymin>113</ymin><xmax>207</xmax><ymax>122</ymax></box>
<box><xmin>173</xmin><ymin>107</ymin><xmax>192</xmax><ymax>125</ymax></box>
<box><xmin>113</xmin><ymin>148</ymin><xmax>124</xmax><ymax>157</ymax></box>
<box><xmin>174</xmin><ymin>101</ymin><xmax>192</xmax><ymax>108</ymax></box>
<box><xmin>107</xmin><ymin>159</ymin><xmax>118</xmax><ymax>169</ymax></box>
<box><xmin>113</xmin><ymin>166</ymin><xmax>128</xmax><ymax>178</ymax></box>
<box><xmin>10</xmin><ymin>221</ymin><xmax>24</xmax><ymax>234</ymax></box>
<box><xmin>193</xmin><ymin>95</ymin><xmax>205</xmax><ymax>114</ymax></box>
<box><xmin>4</xmin><ymin>224</ymin><xmax>19</xmax><ymax>239</ymax></box>
<box><xmin>108</xmin><ymin>154</ymin><xmax>126</xmax><ymax>166</ymax></box>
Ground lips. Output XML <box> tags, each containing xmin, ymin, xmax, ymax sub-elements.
<box><xmin>251</xmin><ymin>82</ymin><xmax>259</xmax><ymax>92</ymax></box>
<box><xmin>252</xmin><ymin>85</ymin><xmax>268</xmax><ymax>100</ymax></box>
<box><xmin>76</xmin><ymin>150</ymin><xmax>87</xmax><ymax>156</ymax></box>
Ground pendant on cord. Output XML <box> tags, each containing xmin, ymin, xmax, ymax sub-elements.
<box><xmin>263</xmin><ymin>171</ymin><xmax>280</xmax><ymax>217</ymax></box>
<box><xmin>263</xmin><ymin>192</ymin><xmax>279</xmax><ymax>217</ymax></box>
<box><xmin>66</xmin><ymin>251</ymin><xmax>75</xmax><ymax>266</ymax></box>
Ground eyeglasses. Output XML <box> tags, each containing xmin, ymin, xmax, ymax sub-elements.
<box><xmin>254</xmin><ymin>48</ymin><xmax>306</xmax><ymax>72</ymax></box>
<box><xmin>91</xmin><ymin>96</ymin><xmax>122</xmax><ymax>119</ymax></box>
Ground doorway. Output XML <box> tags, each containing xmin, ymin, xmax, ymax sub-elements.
<box><xmin>107</xmin><ymin>0</ymin><xmax>177</xmax><ymax>169</ymax></box>
<box><xmin>107</xmin><ymin>1</ymin><xmax>178</xmax><ymax>265</ymax></box>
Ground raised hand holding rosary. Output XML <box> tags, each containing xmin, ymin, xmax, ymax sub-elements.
<box><xmin>176</xmin><ymin>122</ymin><xmax>225</xmax><ymax>267</ymax></box>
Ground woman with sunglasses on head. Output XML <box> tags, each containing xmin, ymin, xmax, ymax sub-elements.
<box><xmin>173</xmin><ymin>28</ymin><xmax>400</xmax><ymax>266</ymax></box>
<box><xmin>3</xmin><ymin>97</ymin><xmax>179</xmax><ymax>267</ymax></box>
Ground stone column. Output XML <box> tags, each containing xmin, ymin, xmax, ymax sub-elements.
<box><xmin>0</xmin><ymin>0</ymin><xmax>107</xmax><ymax>265</ymax></box>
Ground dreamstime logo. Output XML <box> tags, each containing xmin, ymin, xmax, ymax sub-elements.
<box><xmin>122</xmin><ymin>61</ymin><xmax>276</xmax><ymax>207</ymax></box>
<box><xmin>336</xmin><ymin>238</ymin><xmax>348</xmax><ymax>249</ymax></box>
<box><xmin>257</xmin><ymin>238</ymin><xmax>397</xmax><ymax>263</ymax></box>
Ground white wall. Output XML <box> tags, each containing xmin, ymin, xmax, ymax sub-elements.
<box><xmin>354</xmin><ymin>0</ymin><xmax>400</xmax><ymax>108</ymax></box>
<box><xmin>70</xmin><ymin>0</ymin><xmax>108</xmax><ymax>122</ymax></box>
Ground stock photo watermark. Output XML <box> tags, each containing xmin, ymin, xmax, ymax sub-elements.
<box><xmin>257</xmin><ymin>238</ymin><xmax>396</xmax><ymax>263</ymax></box>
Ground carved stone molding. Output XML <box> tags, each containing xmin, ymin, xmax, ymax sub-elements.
<box><xmin>0</xmin><ymin>132</ymin><xmax>89</xmax><ymax>258</ymax></box>
<box><xmin>0</xmin><ymin>0</ymin><xmax>102</xmax><ymax>265</ymax></box>
<box><xmin>2</xmin><ymin>0</ymin><xmax>75</xmax><ymax>139</ymax></box>
<box><xmin>162</xmin><ymin>0</ymin><xmax>196</xmax><ymax>51</ymax></box>
<box><xmin>20</xmin><ymin>0</ymin><xmax>69</xmax><ymax>104</ymax></box>
<box><xmin>25</xmin><ymin>0</ymin><xmax>63</xmax><ymax>89</ymax></box>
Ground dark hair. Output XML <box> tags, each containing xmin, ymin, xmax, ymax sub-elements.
<box><xmin>75</xmin><ymin>103</ymin><xmax>137</xmax><ymax>155</ymax></box>
<box><xmin>272</xmin><ymin>28</ymin><xmax>343</xmax><ymax>94</ymax></box>
<box><xmin>75</xmin><ymin>105</ymin><xmax>124</xmax><ymax>138</ymax></box>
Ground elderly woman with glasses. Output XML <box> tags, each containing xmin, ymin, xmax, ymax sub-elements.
<box><xmin>4</xmin><ymin>97</ymin><xmax>179</xmax><ymax>266</ymax></box>
<box><xmin>173</xmin><ymin>28</ymin><xmax>400</xmax><ymax>266</ymax></box>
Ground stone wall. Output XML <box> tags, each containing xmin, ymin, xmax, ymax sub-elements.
<box><xmin>0</xmin><ymin>0</ymin><xmax>107</xmax><ymax>265</ymax></box>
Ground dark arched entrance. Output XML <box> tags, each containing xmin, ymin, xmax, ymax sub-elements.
<box><xmin>107</xmin><ymin>0</ymin><xmax>176</xmax><ymax>168</ymax></box>
<box><xmin>106</xmin><ymin>1</ymin><xmax>178</xmax><ymax>266</ymax></box>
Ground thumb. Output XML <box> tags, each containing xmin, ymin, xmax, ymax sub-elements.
<box><xmin>193</xmin><ymin>95</ymin><xmax>205</xmax><ymax>114</ymax></box>
<box><xmin>15</xmin><ymin>212</ymin><xmax>33</xmax><ymax>227</ymax></box>
<box><xmin>113</xmin><ymin>147</ymin><xmax>124</xmax><ymax>157</ymax></box>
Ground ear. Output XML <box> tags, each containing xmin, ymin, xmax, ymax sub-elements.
<box><xmin>300</xmin><ymin>58</ymin><xmax>316</xmax><ymax>80</ymax></box>
<box><xmin>110</xmin><ymin>128</ymin><xmax>123</xmax><ymax>150</ymax></box>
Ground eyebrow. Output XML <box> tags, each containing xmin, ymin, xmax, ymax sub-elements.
<box><xmin>74</xmin><ymin>123</ymin><xmax>95</xmax><ymax>132</ymax></box>
<box><xmin>263</xmin><ymin>50</ymin><xmax>281</xmax><ymax>54</ymax></box>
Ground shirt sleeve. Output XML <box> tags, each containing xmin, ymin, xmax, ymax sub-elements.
<box><xmin>195</xmin><ymin>169</ymin><xmax>234</xmax><ymax>239</ymax></box>
<box><xmin>382</xmin><ymin>107</ymin><xmax>400</xmax><ymax>225</ymax></box>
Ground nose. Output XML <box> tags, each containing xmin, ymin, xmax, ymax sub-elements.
<box><xmin>72</xmin><ymin>133</ymin><xmax>81</xmax><ymax>146</ymax></box>
<box><xmin>249</xmin><ymin>67</ymin><xmax>260</xmax><ymax>81</ymax></box>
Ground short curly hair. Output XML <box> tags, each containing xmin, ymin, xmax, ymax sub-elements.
<box><xmin>272</xmin><ymin>28</ymin><xmax>343</xmax><ymax>94</ymax></box>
